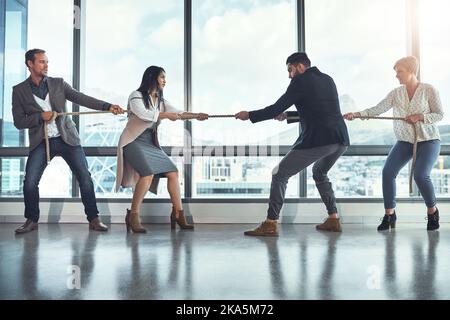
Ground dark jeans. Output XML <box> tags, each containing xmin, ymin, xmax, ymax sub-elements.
<box><xmin>23</xmin><ymin>137</ymin><xmax>99</xmax><ymax>222</ymax></box>
<box><xmin>267</xmin><ymin>143</ymin><xmax>348</xmax><ymax>220</ymax></box>
<box><xmin>383</xmin><ymin>139</ymin><xmax>440</xmax><ymax>209</ymax></box>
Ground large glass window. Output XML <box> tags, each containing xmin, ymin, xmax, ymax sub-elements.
<box><xmin>419</xmin><ymin>0</ymin><xmax>450</xmax><ymax>145</ymax></box>
<box><xmin>27</xmin><ymin>0</ymin><xmax>73</xmax><ymax>83</ymax></box>
<box><xmin>307</xmin><ymin>156</ymin><xmax>409</xmax><ymax>198</ymax></box>
<box><xmin>431</xmin><ymin>155</ymin><xmax>450</xmax><ymax>197</ymax></box>
<box><xmin>305</xmin><ymin>0</ymin><xmax>407</xmax><ymax>145</ymax></box>
<box><xmin>193</xmin><ymin>156</ymin><xmax>299</xmax><ymax>198</ymax></box>
<box><xmin>2</xmin><ymin>0</ymin><xmax>450</xmax><ymax>202</ymax></box>
<box><xmin>1</xmin><ymin>0</ymin><xmax>74</xmax><ymax>197</ymax></box>
<box><xmin>38</xmin><ymin>156</ymin><xmax>72</xmax><ymax>197</ymax></box>
<box><xmin>192</xmin><ymin>0</ymin><xmax>297</xmax><ymax>147</ymax></box>
<box><xmin>88</xmin><ymin>156</ymin><xmax>184</xmax><ymax>198</ymax></box>
<box><xmin>0</xmin><ymin>157</ymin><xmax>25</xmax><ymax>196</ymax></box>
<box><xmin>1</xmin><ymin>0</ymin><xmax>27</xmax><ymax>147</ymax></box>
<box><xmin>0</xmin><ymin>0</ymin><xmax>27</xmax><ymax>196</ymax></box>
<box><xmin>2</xmin><ymin>0</ymin><xmax>75</xmax><ymax>198</ymax></box>
<box><xmin>80</xmin><ymin>0</ymin><xmax>184</xmax><ymax>147</ymax></box>
<box><xmin>0</xmin><ymin>156</ymin><xmax>72</xmax><ymax>197</ymax></box>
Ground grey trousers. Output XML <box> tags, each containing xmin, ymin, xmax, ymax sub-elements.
<box><xmin>267</xmin><ymin>143</ymin><xmax>348</xmax><ymax>220</ymax></box>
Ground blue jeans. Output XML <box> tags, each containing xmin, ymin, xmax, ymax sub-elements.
<box><xmin>23</xmin><ymin>137</ymin><xmax>99</xmax><ymax>222</ymax></box>
<box><xmin>383</xmin><ymin>140</ymin><xmax>440</xmax><ymax>209</ymax></box>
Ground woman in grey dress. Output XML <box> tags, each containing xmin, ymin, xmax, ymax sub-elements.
<box><xmin>116</xmin><ymin>66</ymin><xmax>208</xmax><ymax>233</ymax></box>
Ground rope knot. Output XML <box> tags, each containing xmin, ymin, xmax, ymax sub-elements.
<box><xmin>50</xmin><ymin>111</ymin><xmax>58</xmax><ymax>122</ymax></box>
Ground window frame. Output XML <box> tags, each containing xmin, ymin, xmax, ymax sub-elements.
<box><xmin>2</xmin><ymin>0</ymin><xmax>450</xmax><ymax>200</ymax></box>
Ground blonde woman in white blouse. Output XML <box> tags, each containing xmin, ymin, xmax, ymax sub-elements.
<box><xmin>344</xmin><ymin>56</ymin><xmax>443</xmax><ymax>231</ymax></box>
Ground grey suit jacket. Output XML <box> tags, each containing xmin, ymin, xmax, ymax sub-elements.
<box><xmin>12</xmin><ymin>77</ymin><xmax>110</xmax><ymax>151</ymax></box>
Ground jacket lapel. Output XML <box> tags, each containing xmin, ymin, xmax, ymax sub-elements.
<box><xmin>21</xmin><ymin>79</ymin><xmax>45</xmax><ymax>112</ymax></box>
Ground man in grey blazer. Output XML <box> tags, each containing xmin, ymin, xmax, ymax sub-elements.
<box><xmin>12</xmin><ymin>48</ymin><xmax>125</xmax><ymax>234</ymax></box>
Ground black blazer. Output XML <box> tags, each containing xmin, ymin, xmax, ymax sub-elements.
<box><xmin>249</xmin><ymin>67</ymin><xmax>350</xmax><ymax>149</ymax></box>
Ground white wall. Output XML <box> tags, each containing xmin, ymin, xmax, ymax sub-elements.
<box><xmin>1</xmin><ymin>200</ymin><xmax>449</xmax><ymax>224</ymax></box>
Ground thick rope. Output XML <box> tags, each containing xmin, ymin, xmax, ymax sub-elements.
<box><xmin>178</xmin><ymin>113</ymin><xmax>235</xmax><ymax>119</ymax></box>
<box><xmin>43</xmin><ymin>111</ymin><xmax>419</xmax><ymax>195</ymax></box>
<box><xmin>42</xmin><ymin>111</ymin><xmax>237</xmax><ymax>163</ymax></box>
<box><xmin>44</xmin><ymin>118</ymin><xmax>51</xmax><ymax>163</ymax></box>
<box><xmin>270</xmin><ymin>113</ymin><xmax>419</xmax><ymax>194</ymax></box>
<box><xmin>44</xmin><ymin>111</ymin><xmax>116</xmax><ymax>163</ymax></box>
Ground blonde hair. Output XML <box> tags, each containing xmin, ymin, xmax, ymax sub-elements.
<box><xmin>394</xmin><ymin>56</ymin><xmax>419</xmax><ymax>76</ymax></box>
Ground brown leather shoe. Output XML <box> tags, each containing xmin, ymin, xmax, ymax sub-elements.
<box><xmin>89</xmin><ymin>217</ymin><xmax>108</xmax><ymax>231</ymax></box>
<box><xmin>316</xmin><ymin>217</ymin><xmax>342</xmax><ymax>232</ymax></box>
<box><xmin>15</xmin><ymin>219</ymin><xmax>38</xmax><ymax>234</ymax></box>
<box><xmin>244</xmin><ymin>220</ymin><xmax>278</xmax><ymax>237</ymax></box>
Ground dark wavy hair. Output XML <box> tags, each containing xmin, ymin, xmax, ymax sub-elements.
<box><xmin>137</xmin><ymin>66</ymin><xmax>165</xmax><ymax>109</ymax></box>
<box><xmin>25</xmin><ymin>48</ymin><xmax>46</xmax><ymax>67</ymax></box>
<box><xmin>286</xmin><ymin>52</ymin><xmax>311</xmax><ymax>68</ymax></box>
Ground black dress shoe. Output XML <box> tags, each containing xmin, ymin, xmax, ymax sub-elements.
<box><xmin>15</xmin><ymin>219</ymin><xmax>38</xmax><ymax>234</ymax></box>
<box><xmin>427</xmin><ymin>208</ymin><xmax>440</xmax><ymax>231</ymax></box>
<box><xmin>89</xmin><ymin>217</ymin><xmax>108</xmax><ymax>231</ymax></box>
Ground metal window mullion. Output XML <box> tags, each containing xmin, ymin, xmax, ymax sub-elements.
<box><xmin>0</xmin><ymin>10</ymin><xmax>2</xmax><ymax>169</ymax></box>
<box><xmin>72</xmin><ymin>0</ymin><xmax>81</xmax><ymax>197</ymax></box>
<box><xmin>406</xmin><ymin>0</ymin><xmax>421</xmax><ymax>75</ymax></box>
<box><xmin>1</xmin><ymin>0</ymin><xmax>6</xmax><ymax>147</ymax></box>
<box><xmin>21</xmin><ymin>0</ymin><xmax>27</xmax><ymax>148</ymax></box>
<box><xmin>184</xmin><ymin>0</ymin><xmax>192</xmax><ymax>198</ymax></box>
<box><xmin>297</xmin><ymin>0</ymin><xmax>307</xmax><ymax>198</ymax></box>
<box><xmin>406</xmin><ymin>0</ymin><xmax>421</xmax><ymax>197</ymax></box>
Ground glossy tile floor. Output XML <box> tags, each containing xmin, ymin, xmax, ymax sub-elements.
<box><xmin>0</xmin><ymin>223</ymin><xmax>449</xmax><ymax>300</ymax></box>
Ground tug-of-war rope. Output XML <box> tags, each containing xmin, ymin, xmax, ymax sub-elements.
<box><xmin>43</xmin><ymin>111</ymin><xmax>417</xmax><ymax>194</ymax></box>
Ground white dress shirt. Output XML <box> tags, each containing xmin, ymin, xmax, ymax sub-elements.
<box><xmin>127</xmin><ymin>90</ymin><xmax>182</xmax><ymax>128</ymax></box>
<box><xmin>33</xmin><ymin>94</ymin><xmax>60</xmax><ymax>138</ymax></box>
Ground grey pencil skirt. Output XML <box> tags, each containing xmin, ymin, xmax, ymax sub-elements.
<box><xmin>123</xmin><ymin>128</ymin><xmax>178</xmax><ymax>178</ymax></box>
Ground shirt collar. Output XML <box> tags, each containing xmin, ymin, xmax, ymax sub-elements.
<box><xmin>28</xmin><ymin>75</ymin><xmax>48</xmax><ymax>88</ymax></box>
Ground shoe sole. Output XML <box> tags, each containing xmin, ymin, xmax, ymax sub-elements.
<box><xmin>316</xmin><ymin>227</ymin><xmax>342</xmax><ymax>232</ymax></box>
<box><xmin>15</xmin><ymin>226</ymin><xmax>38</xmax><ymax>234</ymax></box>
<box><xmin>89</xmin><ymin>226</ymin><xmax>108</xmax><ymax>231</ymax></box>
<box><xmin>244</xmin><ymin>232</ymin><xmax>279</xmax><ymax>237</ymax></box>
<box><xmin>427</xmin><ymin>222</ymin><xmax>439</xmax><ymax>231</ymax></box>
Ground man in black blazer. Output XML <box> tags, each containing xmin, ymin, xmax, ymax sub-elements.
<box><xmin>235</xmin><ymin>52</ymin><xmax>350</xmax><ymax>236</ymax></box>
<box><xmin>12</xmin><ymin>48</ymin><xmax>125</xmax><ymax>234</ymax></box>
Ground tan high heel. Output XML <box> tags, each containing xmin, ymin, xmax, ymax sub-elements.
<box><xmin>126</xmin><ymin>209</ymin><xmax>147</xmax><ymax>233</ymax></box>
<box><xmin>170</xmin><ymin>207</ymin><xmax>194</xmax><ymax>230</ymax></box>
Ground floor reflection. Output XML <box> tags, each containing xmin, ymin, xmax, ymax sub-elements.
<box><xmin>0</xmin><ymin>224</ymin><xmax>448</xmax><ymax>299</ymax></box>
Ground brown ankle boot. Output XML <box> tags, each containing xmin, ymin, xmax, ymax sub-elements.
<box><xmin>244</xmin><ymin>220</ymin><xmax>278</xmax><ymax>237</ymax></box>
<box><xmin>126</xmin><ymin>209</ymin><xmax>147</xmax><ymax>233</ymax></box>
<box><xmin>316</xmin><ymin>217</ymin><xmax>342</xmax><ymax>232</ymax></box>
<box><xmin>170</xmin><ymin>208</ymin><xmax>194</xmax><ymax>230</ymax></box>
